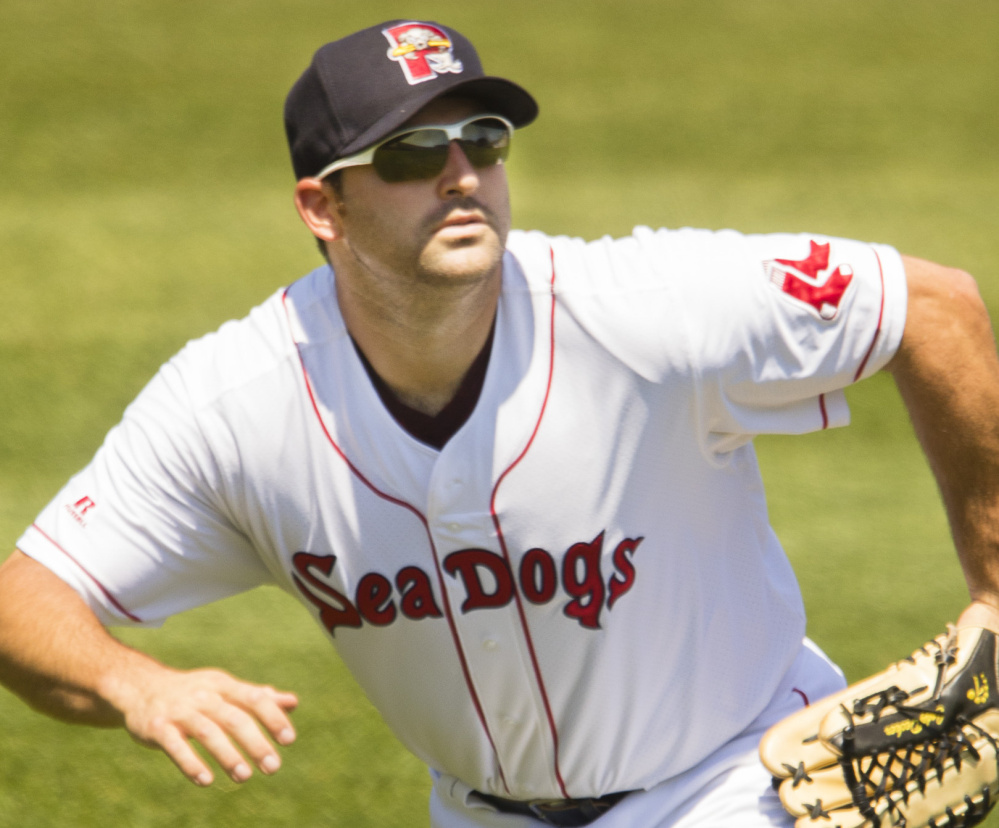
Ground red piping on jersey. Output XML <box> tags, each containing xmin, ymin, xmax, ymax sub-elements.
<box><xmin>488</xmin><ymin>246</ymin><xmax>571</xmax><ymax>799</ymax></box>
<box><xmin>817</xmin><ymin>247</ymin><xmax>887</xmax><ymax>429</ymax></box>
<box><xmin>280</xmin><ymin>288</ymin><xmax>512</xmax><ymax>794</ymax></box>
<box><xmin>853</xmin><ymin>248</ymin><xmax>887</xmax><ymax>382</ymax></box>
<box><xmin>792</xmin><ymin>687</ymin><xmax>810</xmax><ymax>707</ymax></box>
<box><xmin>29</xmin><ymin>523</ymin><xmax>143</xmax><ymax>623</ymax></box>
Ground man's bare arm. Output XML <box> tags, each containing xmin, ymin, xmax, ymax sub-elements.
<box><xmin>0</xmin><ymin>550</ymin><xmax>298</xmax><ymax>785</ymax></box>
<box><xmin>888</xmin><ymin>256</ymin><xmax>999</xmax><ymax>631</ymax></box>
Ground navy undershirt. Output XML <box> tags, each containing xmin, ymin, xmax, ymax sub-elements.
<box><xmin>351</xmin><ymin>324</ymin><xmax>495</xmax><ymax>449</ymax></box>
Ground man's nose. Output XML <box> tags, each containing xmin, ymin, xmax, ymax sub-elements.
<box><xmin>437</xmin><ymin>141</ymin><xmax>480</xmax><ymax>198</ymax></box>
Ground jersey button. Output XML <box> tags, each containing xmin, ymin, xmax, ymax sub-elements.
<box><xmin>447</xmin><ymin>522</ymin><xmax>461</xmax><ymax>533</ymax></box>
<box><xmin>482</xmin><ymin>639</ymin><xmax>499</xmax><ymax>651</ymax></box>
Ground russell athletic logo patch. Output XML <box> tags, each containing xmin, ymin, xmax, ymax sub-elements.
<box><xmin>382</xmin><ymin>23</ymin><xmax>464</xmax><ymax>85</ymax></box>
<box><xmin>65</xmin><ymin>495</ymin><xmax>97</xmax><ymax>527</ymax></box>
<box><xmin>764</xmin><ymin>240</ymin><xmax>854</xmax><ymax>320</ymax></box>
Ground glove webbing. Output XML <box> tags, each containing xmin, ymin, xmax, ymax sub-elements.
<box><xmin>838</xmin><ymin>630</ymin><xmax>999</xmax><ymax>828</ymax></box>
<box><xmin>841</xmin><ymin>722</ymin><xmax>994</xmax><ymax>827</ymax></box>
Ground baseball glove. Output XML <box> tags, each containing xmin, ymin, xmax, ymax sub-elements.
<box><xmin>760</xmin><ymin>626</ymin><xmax>999</xmax><ymax>828</ymax></box>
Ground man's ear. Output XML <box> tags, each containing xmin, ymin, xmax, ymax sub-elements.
<box><xmin>294</xmin><ymin>178</ymin><xmax>345</xmax><ymax>243</ymax></box>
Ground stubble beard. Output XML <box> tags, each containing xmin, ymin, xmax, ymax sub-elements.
<box><xmin>412</xmin><ymin>197</ymin><xmax>508</xmax><ymax>287</ymax></box>
<box><xmin>333</xmin><ymin>192</ymin><xmax>510</xmax><ymax>313</ymax></box>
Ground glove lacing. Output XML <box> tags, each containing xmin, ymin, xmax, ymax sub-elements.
<box><xmin>836</xmin><ymin>629</ymin><xmax>999</xmax><ymax>827</ymax></box>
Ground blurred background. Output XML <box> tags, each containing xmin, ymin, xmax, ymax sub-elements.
<box><xmin>2</xmin><ymin>1</ymin><xmax>998</xmax><ymax>824</ymax></box>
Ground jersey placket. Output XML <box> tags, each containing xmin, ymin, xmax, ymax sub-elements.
<box><xmin>426</xmin><ymin>470</ymin><xmax>565</xmax><ymax>797</ymax></box>
<box><xmin>421</xmin><ymin>242</ymin><xmax>567</xmax><ymax>797</ymax></box>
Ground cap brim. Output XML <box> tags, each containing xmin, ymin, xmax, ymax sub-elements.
<box><xmin>335</xmin><ymin>74</ymin><xmax>538</xmax><ymax>162</ymax></box>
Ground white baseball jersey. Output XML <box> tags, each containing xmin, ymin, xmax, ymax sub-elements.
<box><xmin>18</xmin><ymin>226</ymin><xmax>906</xmax><ymax>805</ymax></box>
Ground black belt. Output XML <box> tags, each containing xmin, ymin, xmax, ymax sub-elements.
<box><xmin>473</xmin><ymin>790</ymin><xmax>634</xmax><ymax>827</ymax></box>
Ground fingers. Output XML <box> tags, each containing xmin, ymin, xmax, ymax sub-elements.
<box><xmin>122</xmin><ymin>668</ymin><xmax>299</xmax><ymax>787</ymax></box>
<box><xmin>152</xmin><ymin>717</ymin><xmax>218</xmax><ymax>786</ymax></box>
<box><xmin>228</xmin><ymin>681</ymin><xmax>299</xmax><ymax>748</ymax></box>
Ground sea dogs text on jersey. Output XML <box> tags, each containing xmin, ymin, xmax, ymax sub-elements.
<box><xmin>292</xmin><ymin>531</ymin><xmax>644</xmax><ymax>635</ymax></box>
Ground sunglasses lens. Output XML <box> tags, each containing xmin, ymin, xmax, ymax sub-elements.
<box><xmin>371</xmin><ymin>117</ymin><xmax>512</xmax><ymax>183</ymax></box>
<box><xmin>457</xmin><ymin>117</ymin><xmax>511</xmax><ymax>168</ymax></box>
<box><xmin>372</xmin><ymin>133</ymin><xmax>449</xmax><ymax>182</ymax></box>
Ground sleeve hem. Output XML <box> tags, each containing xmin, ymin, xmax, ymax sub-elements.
<box><xmin>853</xmin><ymin>243</ymin><xmax>908</xmax><ymax>382</ymax></box>
<box><xmin>16</xmin><ymin>525</ymin><xmax>147</xmax><ymax>627</ymax></box>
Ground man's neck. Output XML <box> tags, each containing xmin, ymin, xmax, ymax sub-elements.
<box><xmin>352</xmin><ymin>320</ymin><xmax>495</xmax><ymax>448</ymax></box>
<box><xmin>334</xmin><ymin>264</ymin><xmax>502</xmax><ymax>417</ymax></box>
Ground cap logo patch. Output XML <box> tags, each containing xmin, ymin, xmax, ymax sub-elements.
<box><xmin>382</xmin><ymin>23</ymin><xmax>464</xmax><ymax>85</ymax></box>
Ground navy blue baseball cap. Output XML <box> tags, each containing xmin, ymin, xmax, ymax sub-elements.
<box><xmin>284</xmin><ymin>21</ymin><xmax>539</xmax><ymax>179</ymax></box>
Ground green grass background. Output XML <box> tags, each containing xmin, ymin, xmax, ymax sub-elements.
<box><xmin>2</xmin><ymin>0</ymin><xmax>998</xmax><ymax>825</ymax></box>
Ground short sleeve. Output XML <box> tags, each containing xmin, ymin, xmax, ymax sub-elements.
<box><xmin>16</xmin><ymin>352</ymin><xmax>275</xmax><ymax>627</ymax></box>
<box><xmin>535</xmin><ymin>227</ymin><xmax>907</xmax><ymax>459</ymax></box>
<box><xmin>637</xmin><ymin>228</ymin><xmax>907</xmax><ymax>454</ymax></box>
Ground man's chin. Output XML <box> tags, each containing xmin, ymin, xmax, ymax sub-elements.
<box><xmin>419</xmin><ymin>235</ymin><xmax>504</xmax><ymax>284</ymax></box>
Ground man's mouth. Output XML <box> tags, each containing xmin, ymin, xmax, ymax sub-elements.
<box><xmin>438</xmin><ymin>211</ymin><xmax>486</xmax><ymax>230</ymax></box>
<box><xmin>434</xmin><ymin>211</ymin><xmax>491</xmax><ymax>240</ymax></box>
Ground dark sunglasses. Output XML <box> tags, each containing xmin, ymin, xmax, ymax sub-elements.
<box><xmin>315</xmin><ymin>114</ymin><xmax>513</xmax><ymax>184</ymax></box>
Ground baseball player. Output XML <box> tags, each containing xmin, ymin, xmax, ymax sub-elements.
<box><xmin>2</xmin><ymin>20</ymin><xmax>999</xmax><ymax>828</ymax></box>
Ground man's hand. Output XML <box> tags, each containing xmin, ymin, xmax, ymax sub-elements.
<box><xmin>106</xmin><ymin>665</ymin><xmax>299</xmax><ymax>786</ymax></box>
<box><xmin>0</xmin><ymin>550</ymin><xmax>298</xmax><ymax>786</ymax></box>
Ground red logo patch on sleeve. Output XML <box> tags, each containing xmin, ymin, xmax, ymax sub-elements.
<box><xmin>764</xmin><ymin>240</ymin><xmax>854</xmax><ymax>320</ymax></box>
<box><xmin>65</xmin><ymin>495</ymin><xmax>97</xmax><ymax>527</ymax></box>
